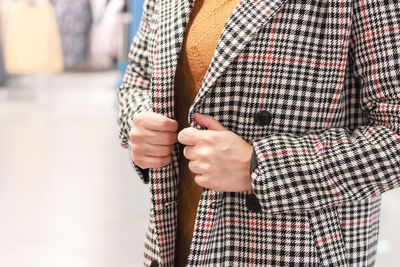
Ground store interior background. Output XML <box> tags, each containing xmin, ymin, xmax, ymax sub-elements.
<box><xmin>0</xmin><ymin>0</ymin><xmax>399</xmax><ymax>266</ymax></box>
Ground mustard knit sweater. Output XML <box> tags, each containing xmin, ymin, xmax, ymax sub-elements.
<box><xmin>173</xmin><ymin>0</ymin><xmax>242</xmax><ymax>265</ymax></box>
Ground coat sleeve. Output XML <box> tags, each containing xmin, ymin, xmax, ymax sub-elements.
<box><xmin>250</xmin><ymin>0</ymin><xmax>400</xmax><ymax>214</ymax></box>
<box><xmin>117</xmin><ymin>0</ymin><xmax>155</xmax><ymax>183</ymax></box>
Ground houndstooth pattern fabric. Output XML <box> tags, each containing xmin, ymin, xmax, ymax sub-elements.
<box><xmin>117</xmin><ymin>0</ymin><xmax>400</xmax><ymax>266</ymax></box>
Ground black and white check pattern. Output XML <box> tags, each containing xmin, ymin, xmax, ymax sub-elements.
<box><xmin>117</xmin><ymin>0</ymin><xmax>400</xmax><ymax>266</ymax></box>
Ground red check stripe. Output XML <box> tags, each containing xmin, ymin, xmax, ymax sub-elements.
<box><xmin>380</xmin><ymin>104</ymin><xmax>400</xmax><ymax>109</ymax></box>
<box><xmin>340</xmin><ymin>215</ymin><xmax>380</xmax><ymax>227</ymax></box>
<box><xmin>196</xmin><ymin>215</ymin><xmax>381</xmax><ymax>229</ymax></box>
<box><xmin>196</xmin><ymin>219</ymin><xmax>311</xmax><ymax>230</ymax></box>
<box><xmin>238</xmin><ymin>55</ymin><xmax>346</xmax><ymax>67</ymax></box>
<box><xmin>153</xmin><ymin>69</ymin><xmax>176</xmax><ymax>76</ymax></box>
<box><xmin>315</xmin><ymin>233</ymin><xmax>343</xmax><ymax>244</ymax></box>
<box><xmin>318</xmin><ymin>127</ymin><xmax>378</xmax><ymax>147</ymax></box>
<box><xmin>258</xmin><ymin>127</ymin><xmax>379</xmax><ymax>161</ymax></box>
<box><xmin>125</xmin><ymin>77</ymin><xmax>150</xmax><ymax>86</ymax></box>
<box><xmin>354</xmin><ymin>26</ymin><xmax>400</xmax><ymax>44</ymax></box>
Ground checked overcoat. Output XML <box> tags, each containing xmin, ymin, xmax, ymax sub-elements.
<box><xmin>117</xmin><ymin>0</ymin><xmax>400</xmax><ymax>266</ymax></box>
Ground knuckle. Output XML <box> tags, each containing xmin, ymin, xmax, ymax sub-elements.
<box><xmin>188</xmin><ymin>160</ymin><xmax>197</xmax><ymax>173</ymax></box>
<box><xmin>200</xmin><ymin>134</ymin><xmax>208</xmax><ymax>142</ymax></box>
<box><xmin>159</xmin><ymin>119</ymin><xmax>170</xmax><ymax>129</ymax></box>
<box><xmin>130</xmin><ymin>129</ymin><xmax>143</xmax><ymax>144</ymax></box>
<box><xmin>202</xmin><ymin>163</ymin><xmax>212</xmax><ymax>173</ymax></box>
<box><xmin>130</xmin><ymin>142</ymin><xmax>138</xmax><ymax>153</ymax></box>
<box><xmin>129</xmin><ymin>127</ymin><xmax>135</xmax><ymax>138</ymax></box>
<box><xmin>132</xmin><ymin>115</ymin><xmax>141</xmax><ymax>126</ymax></box>
<box><xmin>177</xmin><ymin>132</ymin><xmax>182</xmax><ymax>143</ymax></box>
<box><xmin>187</xmin><ymin>160</ymin><xmax>194</xmax><ymax>170</ymax></box>
<box><xmin>194</xmin><ymin>175</ymin><xmax>208</xmax><ymax>188</ymax></box>
<box><xmin>171</xmin><ymin>120</ymin><xmax>179</xmax><ymax>131</ymax></box>
<box><xmin>131</xmin><ymin>154</ymin><xmax>137</xmax><ymax>163</ymax></box>
<box><xmin>202</xmin><ymin>132</ymin><xmax>215</xmax><ymax>143</ymax></box>
<box><xmin>199</xmin><ymin>147</ymin><xmax>212</xmax><ymax>159</ymax></box>
<box><xmin>132</xmin><ymin>155</ymin><xmax>144</xmax><ymax>168</ymax></box>
<box><xmin>194</xmin><ymin>175</ymin><xmax>202</xmax><ymax>184</ymax></box>
<box><xmin>141</xmin><ymin>158</ymin><xmax>153</xmax><ymax>169</ymax></box>
<box><xmin>129</xmin><ymin>132</ymin><xmax>136</xmax><ymax>144</ymax></box>
<box><xmin>168</xmin><ymin>133</ymin><xmax>178</xmax><ymax>144</ymax></box>
<box><xmin>207</xmin><ymin>179</ymin><xmax>217</xmax><ymax>190</ymax></box>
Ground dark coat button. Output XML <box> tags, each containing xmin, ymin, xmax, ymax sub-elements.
<box><xmin>246</xmin><ymin>194</ymin><xmax>262</xmax><ymax>213</ymax></box>
<box><xmin>254</xmin><ymin>110</ymin><xmax>272</xmax><ymax>126</ymax></box>
<box><xmin>150</xmin><ymin>260</ymin><xmax>159</xmax><ymax>267</ymax></box>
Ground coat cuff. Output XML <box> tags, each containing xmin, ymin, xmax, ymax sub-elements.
<box><xmin>244</xmin><ymin>146</ymin><xmax>258</xmax><ymax>194</ymax></box>
<box><xmin>249</xmin><ymin>146</ymin><xmax>258</xmax><ymax>174</ymax></box>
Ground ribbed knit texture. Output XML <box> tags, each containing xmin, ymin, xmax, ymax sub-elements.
<box><xmin>173</xmin><ymin>0</ymin><xmax>242</xmax><ymax>265</ymax></box>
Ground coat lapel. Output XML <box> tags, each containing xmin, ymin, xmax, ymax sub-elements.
<box><xmin>149</xmin><ymin>0</ymin><xmax>288</xmax><ymax>265</ymax></box>
<box><xmin>189</xmin><ymin>0</ymin><xmax>288</xmax><ymax>122</ymax></box>
<box><xmin>149</xmin><ymin>0</ymin><xmax>195</xmax><ymax>265</ymax></box>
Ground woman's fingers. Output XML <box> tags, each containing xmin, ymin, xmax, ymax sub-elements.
<box><xmin>143</xmin><ymin>128</ymin><xmax>178</xmax><ymax>145</ymax></box>
<box><xmin>132</xmin><ymin>142</ymin><xmax>175</xmax><ymax>157</ymax></box>
<box><xmin>133</xmin><ymin>154</ymin><xmax>172</xmax><ymax>169</ymax></box>
<box><xmin>130</xmin><ymin>127</ymin><xmax>178</xmax><ymax>146</ymax></box>
<box><xmin>134</xmin><ymin>111</ymin><xmax>179</xmax><ymax>132</ymax></box>
<box><xmin>129</xmin><ymin>111</ymin><xmax>179</xmax><ymax>169</ymax></box>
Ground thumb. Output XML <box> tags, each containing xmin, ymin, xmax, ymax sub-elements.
<box><xmin>193</xmin><ymin>113</ymin><xmax>226</xmax><ymax>131</ymax></box>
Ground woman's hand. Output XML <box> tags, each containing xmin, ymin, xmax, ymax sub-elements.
<box><xmin>178</xmin><ymin>113</ymin><xmax>254</xmax><ymax>192</ymax></box>
<box><xmin>129</xmin><ymin>111</ymin><xmax>178</xmax><ymax>169</ymax></box>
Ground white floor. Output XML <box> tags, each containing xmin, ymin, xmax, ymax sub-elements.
<box><xmin>0</xmin><ymin>72</ymin><xmax>151</xmax><ymax>267</ymax></box>
<box><xmin>0</xmin><ymin>72</ymin><xmax>399</xmax><ymax>267</ymax></box>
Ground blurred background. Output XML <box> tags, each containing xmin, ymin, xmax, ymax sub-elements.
<box><xmin>0</xmin><ymin>0</ymin><xmax>398</xmax><ymax>266</ymax></box>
